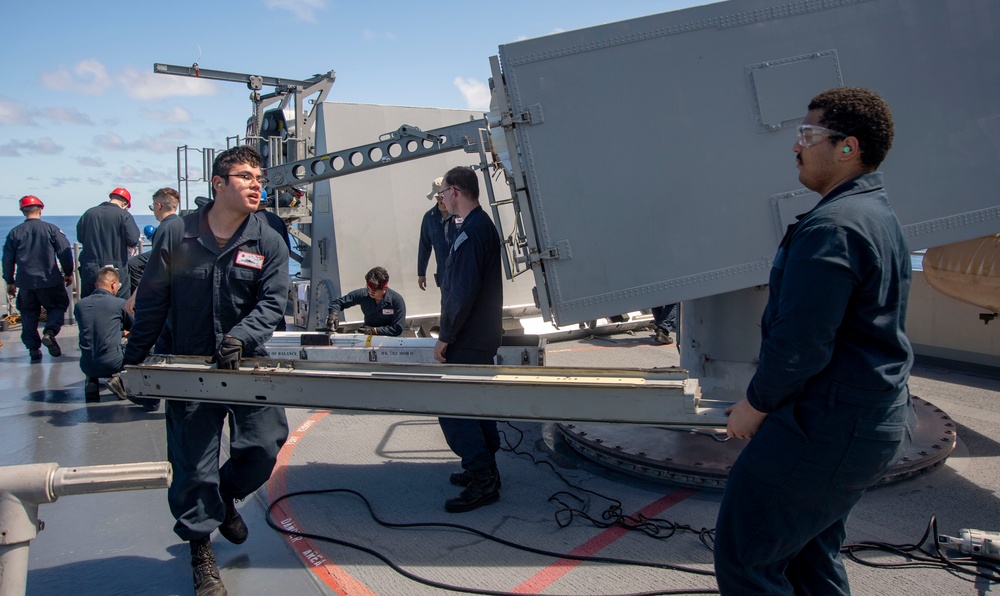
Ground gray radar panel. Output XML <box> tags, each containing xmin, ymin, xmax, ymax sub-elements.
<box><xmin>494</xmin><ymin>0</ymin><xmax>1000</xmax><ymax>326</ymax></box>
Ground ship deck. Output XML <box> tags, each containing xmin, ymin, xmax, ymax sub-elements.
<box><xmin>2</xmin><ymin>325</ymin><xmax>999</xmax><ymax>595</ymax></box>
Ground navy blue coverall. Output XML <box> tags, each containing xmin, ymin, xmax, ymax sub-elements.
<box><xmin>123</xmin><ymin>206</ymin><xmax>290</xmax><ymax>541</ymax></box>
<box><xmin>126</xmin><ymin>212</ymin><xmax>178</xmax><ymax>290</ymax></box>
<box><xmin>329</xmin><ymin>287</ymin><xmax>406</xmax><ymax>336</ymax></box>
<box><xmin>437</xmin><ymin>206</ymin><xmax>504</xmax><ymax>473</ymax></box>
<box><xmin>417</xmin><ymin>204</ymin><xmax>456</xmax><ymax>287</ymax></box>
<box><xmin>713</xmin><ymin>173</ymin><xmax>916</xmax><ymax>595</ymax></box>
<box><xmin>77</xmin><ymin>202</ymin><xmax>140</xmax><ymax>299</ymax></box>
<box><xmin>3</xmin><ymin>218</ymin><xmax>74</xmax><ymax>352</ymax></box>
<box><xmin>75</xmin><ymin>288</ymin><xmax>132</xmax><ymax>378</ymax></box>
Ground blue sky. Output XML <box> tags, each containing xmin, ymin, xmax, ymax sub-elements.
<box><xmin>0</xmin><ymin>0</ymin><xmax>706</xmax><ymax>216</ymax></box>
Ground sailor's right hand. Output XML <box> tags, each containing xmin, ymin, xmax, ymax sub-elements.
<box><xmin>63</xmin><ymin>275</ymin><xmax>73</xmax><ymax>287</ymax></box>
<box><xmin>6</xmin><ymin>283</ymin><xmax>15</xmax><ymax>297</ymax></box>
<box><xmin>324</xmin><ymin>312</ymin><xmax>339</xmax><ymax>332</ymax></box>
<box><xmin>418</xmin><ymin>276</ymin><xmax>427</xmax><ymax>291</ymax></box>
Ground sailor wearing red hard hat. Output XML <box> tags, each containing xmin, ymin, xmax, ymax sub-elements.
<box><xmin>76</xmin><ymin>186</ymin><xmax>140</xmax><ymax>298</ymax></box>
<box><xmin>2</xmin><ymin>195</ymin><xmax>75</xmax><ymax>360</ymax></box>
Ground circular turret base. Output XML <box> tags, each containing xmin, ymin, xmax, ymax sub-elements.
<box><xmin>557</xmin><ymin>395</ymin><xmax>955</xmax><ymax>490</ymax></box>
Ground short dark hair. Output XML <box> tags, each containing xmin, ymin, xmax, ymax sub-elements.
<box><xmin>96</xmin><ymin>266</ymin><xmax>120</xmax><ymax>286</ymax></box>
<box><xmin>20</xmin><ymin>205</ymin><xmax>41</xmax><ymax>216</ymax></box>
<box><xmin>211</xmin><ymin>146</ymin><xmax>263</xmax><ymax>197</ymax></box>
<box><xmin>365</xmin><ymin>266</ymin><xmax>389</xmax><ymax>288</ymax></box>
<box><xmin>443</xmin><ymin>166</ymin><xmax>479</xmax><ymax>201</ymax></box>
<box><xmin>809</xmin><ymin>87</ymin><xmax>894</xmax><ymax>170</ymax></box>
<box><xmin>153</xmin><ymin>187</ymin><xmax>180</xmax><ymax>210</ymax></box>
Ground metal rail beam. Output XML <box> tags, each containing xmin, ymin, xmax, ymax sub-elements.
<box><xmin>265</xmin><ymin>119</ymin><xmax>488</xmax><ymax>190</ymax></box>
<box><xmin>152</xmin><ymin>62</ymin><xmax>331</xmax><ymax>90</ymax></box>
<box><xmin>122</xmin><ymin>357</ymin><xmax>729</xmax><ymax>427</ymax></box>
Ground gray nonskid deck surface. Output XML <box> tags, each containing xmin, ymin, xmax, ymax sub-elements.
<box><xmin>2</xmin><ymin>326</ymin><xmax>998</xmax><ymax>595</ymax></box>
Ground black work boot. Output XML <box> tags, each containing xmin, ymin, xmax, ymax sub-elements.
<box><xmin>449</xmin><ymin>469</ymin><xmax>474</xmax><ymax>487</ymax></box>
<box><xmin>85</xmin><ymin>377</ymin><xmax>100</xmax><ymax>402</ymax></box>
<box><xmin>189</xmin><ymin>536</ymin><xmax>227</xmax><ymax>596</ymax></box>
<box><xmin>29</xmin><ymin>349</ymin><xmax>42</xmax><ymax>362</ymax></box>
<box><xmin>449</xmin><ymin>464</ymin><xmax>502</xmax><ymax>489</ymax></box>
<box><xmin>41</xmin><ymin>331</ymin><xmax>61</xmax><ymax>357</ymax></box>
<box><xmin>445</xmin><ymin>466</ymin><xmax>501</xmax><ymax>513</ymax></box>
<box><xmin>218</xmin><ymin>496</ymin><xmax>248</xmax><ymax>544</ymax></box>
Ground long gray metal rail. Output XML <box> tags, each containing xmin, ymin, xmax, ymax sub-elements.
<box><xmin>122</xmin><ymin>357</ymin><xmax>729</xmax><ymax>427</ymax></box>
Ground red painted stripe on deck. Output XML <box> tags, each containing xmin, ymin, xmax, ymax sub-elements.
<box><xmin>268</xmin><ymin>411</ymin><xmax>378</xmax><ymax>596</ymax></box>
<box><xmin>512</xmin><ymin>489</ymin><xmax>697</xmax><ymax>594</ymax></box>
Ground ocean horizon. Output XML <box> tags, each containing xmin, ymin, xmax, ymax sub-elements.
<box><xmin>1</xmin><ymin>214</ymin><xmax>303</xmax><ymax>277</ymax></box>
<box><xmin>0</xmin><ymin>214</ymin><xmax>159</xmax><ymax>248</ymax></box>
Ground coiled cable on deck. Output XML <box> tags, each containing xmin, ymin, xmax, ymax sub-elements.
<box><xmin>498</xmin><ymin>422</ymin><xmax>716</xmax><ymax>551</ymax></box>
<box><xmin>265</xmin><ymin>486</ymin><xmax>718</xmax><ymax>596</ymax></box>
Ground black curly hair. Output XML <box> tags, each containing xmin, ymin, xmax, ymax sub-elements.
<box><xmin>211</xmin><ymin>145</ymin><xmax>263</xmax><ymax>198</ymax></box>
<box><xmin>809</xmin><ymin>87</ymin><xmax>894</xmax><ymax>170</ymax></box>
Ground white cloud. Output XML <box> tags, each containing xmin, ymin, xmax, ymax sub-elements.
<box><xmin>0</xmin><ymin>137</ymin><xmax>63</xmax><ymax>157</ymax></box>
<box><xmin>0</xmin><ymin>97</ymin><xmax>35</xmax><ymax>125</ymax></box>
<box><xmin>39</xmin><ymin>107</ymin><xmax>94</xmax><ymax>125</ymax></box>
<box><xmin>140</xmin><ymin>106</ymin><xmax>193</xmax><ymax>123</ymax></box>
<box><xmin>263</xmin><ymin>0</ymin><xmax>327</xmax><ymax>23</ymax></box>
<box><xmin>117</xmin><ymin>164</ymin><xmax>175</xmax><ymax>184</ymax></box>
<box><xmin>94</xmin><ymin>132</ymin><xmax>128</xmax><ymax>151</ymax></box>
<box><xmin>453</xmin><ymin>76</ymin><xmax>491</xmax><ymax>111</ymax></box>
<box><xmin>119</xmin><ymin>67</ymin><xmax>218</xmax><ymax>101</ymax></box>
<box><xmin>94</xmin><ymin>129</ymin><xmax>190</xmax><ymax>154</ymax></box>
<box><xmin>362</xmin><ymin>28</ymin><xmax>396</xmax><ymax>41</ymax></box>
<box><xmin>51</xmin><ymin>177</ymin><xmax>82</xmax><ymax>188</ymax></box>
<box><xmin>40</xmin><ymin>59</ymin><xmax>112</xmax><ymax>95</ymax></box>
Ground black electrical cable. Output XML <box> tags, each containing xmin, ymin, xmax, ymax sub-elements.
<box><xmin>266</xmin><ymin>488</ymin><xmax>719</xmax><ymax>596</ymax></box>
<box><xmin>842</xmin><ymin>516</ymin><xmax>1000</xmax><ymax>582</ymax></box>
<box><xmin>265</xmin><ymin>418</ymin><xmax>998</xmax><ymax>593</ymax></box>
<box><xmin>498</xmin><ymin>422</ymin><xmax>716</xmax><ymax>550</ymax></box>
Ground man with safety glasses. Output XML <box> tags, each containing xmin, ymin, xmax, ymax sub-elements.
<box><xmin>714</xmin><ymin>87</ymin><xmax>915</xmax><ymax>595</ymax></box>
<box><xmin>324</xmin><ymin>266</ymin><xmax>406</xmax><ymax>336</ymax></box>
<box><xmin>434</xmin><ymin>166</ymin><xmax>504</xmax><ymax>513</ymax></box>
<box><xmin>123</xmin><ymin>145</ymin><xmax>289</xmax><ymax>596</ymax></box>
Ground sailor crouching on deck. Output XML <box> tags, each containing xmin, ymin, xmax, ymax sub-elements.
<box><xmin>123</xmin><ymin>146</ymin><xmax>290</xmax><ymax>596</ymax></box>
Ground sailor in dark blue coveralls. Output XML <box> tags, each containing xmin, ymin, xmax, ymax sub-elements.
<box><xmin>324</xmin><ymin>266</ymin><xmax>406</xmax><ymax>336</ymax></box>
<box><xmin>2</xmin><ymin>195</ymin><xmax>74</xmax><ymax>361</ymax></box>
<box><xmin>125</xmin><ymin>187</ymin><xmax>181</xmax><ymax>313</ymax></box>
<box><xmin>433</xmin><ymin>166</ymin><xmax>504</xmax><ymax>513</ymax></box>
<box><xmin>122</xmin><ymin>146</ymin><xmax>289</xmax><ymax>596</ymax></box>
<box><xmin>417</xmin><ymin>176</ymin><xmax>457</xmax><ymax>291</ymax></box>
<box><xmin>77</xmin><ymin>187</ymin><xmax>140</xmax><ymax>299</ymax></box>
<box><xmin>714</xmin><ymin>87</ymin><xmax>915</xmax><ymax>595</ymax></box>
<box><xmin>74</xmin><ymin>265</ymin><xmax>131</xmax><ymax>401</ymax></box>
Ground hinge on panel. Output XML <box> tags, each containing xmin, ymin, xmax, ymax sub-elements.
<box><xmin>529</xmin><ymin>239</ymin><xmax>572</xmax><ymax>263</ymax></box>
<box><xmin>503</xmin><ymin>103</ymin><xmax>544</xmax><ymax>127</ymax></box>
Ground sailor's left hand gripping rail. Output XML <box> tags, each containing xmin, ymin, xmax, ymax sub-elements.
<box><xmin>121</xmin><ymin>356</ymin><xmax>731</xmax><ymax>427</ymax></box>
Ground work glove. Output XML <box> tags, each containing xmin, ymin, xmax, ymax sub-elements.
<box><xmin>357</xmin><ymin>326</ymin><xmax>376</xmax><ymax>335</ymax></box>
<box><xmin>214</xmin><ymin>335</ymin><xmax>243</xmax><ymax>370</ymax></box>
<box><xmin>325</xmin><ymin>312</ymin><xmax>339</xmax><ymax>332</ymax></box>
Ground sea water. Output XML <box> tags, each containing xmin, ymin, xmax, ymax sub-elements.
<box><xmin>0</xmin><ymin>214</ymin><xmax>303</xmax><ymax>277</ymax></box>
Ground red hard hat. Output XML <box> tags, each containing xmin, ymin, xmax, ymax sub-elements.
<box><xmin>19</xmin><ymin>195</ymin><xmax>44</xmax><ymax>210</ymax></box>
<box><xmin>109</xmin><ymin>187</ymin><xmax>132</xmax><ymax>207</ymax></box>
